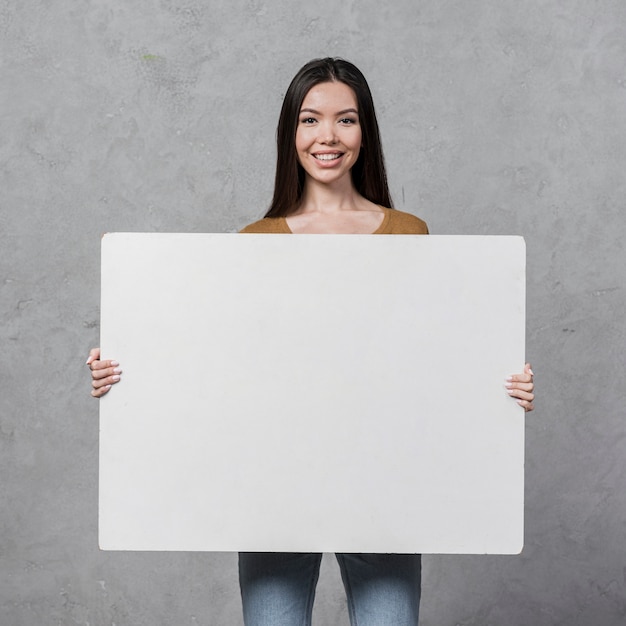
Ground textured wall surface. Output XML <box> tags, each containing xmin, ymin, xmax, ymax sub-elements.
<box><xmin>1</xmin><ymin>1</ymin><xmax>624</xmax><ymax>624</ymax></box>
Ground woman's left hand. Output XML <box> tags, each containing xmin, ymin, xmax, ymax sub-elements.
<box><xmin>505</xmin><ymin>363</ymin><xmax>535</xmax><ymax>412</ymax></box>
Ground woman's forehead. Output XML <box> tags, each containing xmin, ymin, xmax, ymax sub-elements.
<box><xmin>301</xmin><ymin>81</ymin><xmax>358</xmax><ymax>111</ymax></box>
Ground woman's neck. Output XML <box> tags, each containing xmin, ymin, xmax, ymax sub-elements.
<box><xmin>286</xmin><ymin>178</ymin><xmax>384</xmax><ymax>234</ymax></box>
<box><xmin>295</xmin><ymin>177</ymin><xmax>364</xmax><ymax>215</ymax></box>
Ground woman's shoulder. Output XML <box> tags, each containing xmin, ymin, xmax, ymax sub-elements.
<box><xmin>380</xmin><ymin>208</ymin><xmax>429</xmax><ymax>234</ymax></box>
<box><xmin>239</xmin><ymin>217</ymin><xmax>291</xmax><ymax>234</ymax></box>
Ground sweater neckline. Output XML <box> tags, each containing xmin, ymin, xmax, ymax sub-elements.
<box><xmin>281</xmin><ymin>207</ymin><xmax>390</xmax><ymax>234</ymax></box>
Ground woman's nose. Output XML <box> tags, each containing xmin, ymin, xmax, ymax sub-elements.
<box><xmin>318</xmin><ymin>123</ymin><xmax>337</xmax><ymax>144</ymax></box>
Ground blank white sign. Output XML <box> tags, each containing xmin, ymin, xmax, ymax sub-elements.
<box><xmin>99</xmin><ymin>233</ymin><xmax>525</xmax><ymax>554</ymax></box>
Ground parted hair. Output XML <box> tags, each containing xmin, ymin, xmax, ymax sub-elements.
<box><xmin>265</xmin><ymin>58</ymin><xmax>393</xmax><ymax>218</ymax></box>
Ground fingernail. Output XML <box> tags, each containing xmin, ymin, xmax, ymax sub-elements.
<box><xmin>111</xmin><ymin>375</ymin><xmax>120</xmax><ymax>382</ymax></box>
<box><xmin>506</xmin><ymin>376</ymin><xmax>513</xmax><ymax>381</ymax></box>
<box><xmin>529</xmin><ymin>368</ymin><xmax>534</xmax><ymax>376</ymax></box>
<box><xmin>505</xmin><ymin>382</ymin><xmax>513</xmax><ymax>388</ymax></box>
<box><xmin>111</xmin><ymin>361</ymin><xmax>119</xmax><ymax>367</ymax></box>
<box><xmin>507</xmin><ymin>389</ymin><xmax>515</xmax><ymax>395</ymax></box>
<box><xmin>113</xmin><ymin>368</ymin><xmax>122</xmax><ymax>374</ymax></box>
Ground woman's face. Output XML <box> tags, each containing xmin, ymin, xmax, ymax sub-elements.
<box><xmin>295</xmin><ymin>81</ymin><xmax>362</xmax><ymax>187</ymax></box>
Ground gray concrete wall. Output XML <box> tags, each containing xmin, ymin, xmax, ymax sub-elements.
<box><xmin>1</xmin><ymin>0</ymin><xmax>624</xmax><ymax>624</ymax></box>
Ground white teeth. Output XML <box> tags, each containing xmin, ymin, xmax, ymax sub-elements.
<box><xmin>314</xmin><ymin>153</ymin><xmax>342</xmax><ymax>161</ymax></box>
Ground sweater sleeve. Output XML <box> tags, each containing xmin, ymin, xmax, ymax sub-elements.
<box><xmin>383</xmin><ymin>209</ymin><xmax>429</xmax><ymax>234</ymax></box>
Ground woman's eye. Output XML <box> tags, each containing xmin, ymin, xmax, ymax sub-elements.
<box><xmin>300</xmin><ymin>117</ymin><xmax>316</xmax><ymax>124</ymax></box>
<box><xmin>340</xmin><ymin>117</ymin><xmax>357</xmax><ymax>125</ymax></box>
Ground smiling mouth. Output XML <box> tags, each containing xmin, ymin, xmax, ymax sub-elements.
<box><xmin>313</xmin><ymin>153</ymin><xmax>343</xmax><ymax>161</ymax></box>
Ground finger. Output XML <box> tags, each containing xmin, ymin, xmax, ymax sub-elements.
<box><xmin>507</xmin><ymin>373</ymin><xmax>533</xmax><ymax>384</ymax></box>
<box><xmin>505</xmin><ymin>380</ymin><xmax>534</xmax><ymax>392</ymax></box>
<box><xmin>507</xmin><ymin>363</ymin><xmax>535</xmax><ymax>384</ymax></box>
<box><xmin>507</xmin><ymin>387</ymin><xmax>534</xmax><ymax>402</ymax></box>
<box><xmin>86</xmin><ymin>347</ymin><xmax>101</xmax><ymax>366</ymax></box>
<box><xmin>92</xmin><ymin>373</ymin><xmax>121</xmax><ymax>389</ymax></box>
<box><xmin>518</xmin><ymin>399</ymin><xmax>534</xmax><ymax>412</ymax></box>
<box><xmin>91</xmin><ymin>364</ymin><xmax>122</xmax><ymax>380</ymax></box>
<box><xmin>91</xmin><ymin>384</ymin><xmax>112</xmax><ymax>398</ymax></box>
<box><xmin>91</xmin><ymin>359</ymin><xmax>120</xmax><ymax>372</ymax></box>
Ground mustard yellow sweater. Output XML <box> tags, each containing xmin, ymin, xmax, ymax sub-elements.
<box><xmin>240</xmin><ymin>207</ymin><xmax>429</xmax><ymax>235</ymax></box>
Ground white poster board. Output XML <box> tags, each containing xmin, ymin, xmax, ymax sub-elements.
<box><xmin>99</xmin><ymin>233</ymin><xmax>525</xmax><ymax>554</ymax></box>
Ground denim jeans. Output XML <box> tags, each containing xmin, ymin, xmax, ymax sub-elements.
<box><xmin>239</xmin><ymin>552</ymin><xmax>421</xmax><ymax>626</ymax></box>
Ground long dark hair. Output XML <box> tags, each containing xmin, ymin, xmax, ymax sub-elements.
<box><xmin>265</xmin><ymin>58</ymin><xmax>393</xmax><ymax>218</ymax></box>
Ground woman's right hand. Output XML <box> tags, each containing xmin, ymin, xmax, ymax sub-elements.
<box><xmin>86</xmin><ymin>347</ymin><xmax>122</xmax><ymax>398</ymax></box>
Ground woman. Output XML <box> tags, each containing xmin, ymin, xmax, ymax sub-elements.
<box><xmin>88</xmin><ymin>58</ymin><xmax>535</xmax><ymax>626</ymax></box>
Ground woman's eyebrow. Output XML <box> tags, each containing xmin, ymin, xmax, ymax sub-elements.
<box><xmin>299</xmin><ymin>107</ymin><xmax>359</xmax><ymax>115</ymax></box>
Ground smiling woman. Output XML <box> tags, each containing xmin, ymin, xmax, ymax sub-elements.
<box><xmin>87</xmin><ymin>57</ymin><xmax>535</xmax><ymax>626</ymax></box>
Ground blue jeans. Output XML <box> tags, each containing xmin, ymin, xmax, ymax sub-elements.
<box><xmin>239</xmin><ymin>552</ymin><xmax>421</xmax><ymax>626</ymax></box>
